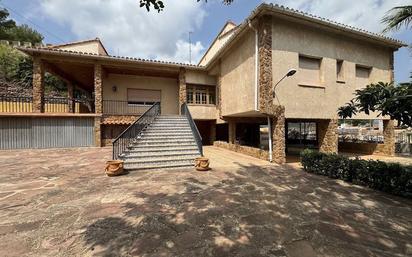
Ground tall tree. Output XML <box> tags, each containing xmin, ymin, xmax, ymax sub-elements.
<box><xmin>338</xmin><ymin>82</ymin><xmax>412</xmax><ymax>127</ymax></box>
<box><xmin>0</xmin><ymin>7</ymin><xmax>43</xmax><ymax>44</ymax></box>
<box><xmin>139</xmin><ymin>0</ymin><xmax>234</xmax><ymax>12</ymax></box>
<box><xmin>382</xmin><ymin>5</ymin><xmax>412</xmax><ymax>33</ymax></box>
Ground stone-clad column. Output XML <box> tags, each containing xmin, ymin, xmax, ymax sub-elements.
<box><xmin>94</xmin><ymin>64</ymin><xmax>103</xmax><ymax>114</ymax></box>
<box><xmin>228</xmin><ymin>121</ymin><xmax>236</xmax><ymax>144</ymax></box>
<box><xmin>382</xmin><ymin>120</ymin><xmax>395</xmax><ymax>156</ymax></box>
<box><xmin>271</xmin><ymin>107</ymin><xmax>286</xmax><ymax>164</ymax></box>
<box><xmin>178</xmin><ymin>68</ymin><xmax>186</xmax><ymax>114</ymax></box>
<box><xmin>94</xmin><ymin>64</ymin><xmax>102</xmax><ymax>147</ymax></box>
<box><xmin>67</xmin><ymin>82</ymin><xmax>74</xmax><ymax>113</ymax></box>
<box><xmin>258</xmin><ymin>15</ymin><xmax>273</xmax><ymax>115</ymax></box>
<box><xmin>32</xmin><ymin>57</ymin><xmax>45</xmax><ymax>113</ymax></box>
<box><xmin>318</xmin><ymin>119</ymin><xmax>338</xmax><ymax>154</ymax></box>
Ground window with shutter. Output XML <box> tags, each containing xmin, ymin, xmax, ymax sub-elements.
<box><xmin>127</xmin><ymin>89</ymin><xmax>161</xmax><ymax>106</ymax></box>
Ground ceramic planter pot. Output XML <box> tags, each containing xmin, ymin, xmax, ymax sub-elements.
<box><xmin>105</xmin><ymin>160</ymin><xmax>125</xmax><ymax>176</ymax></box>
<box><xmin>195</xmin><ymin>157</ymin><xmax>210</xmax><ymax>171</ymax></box>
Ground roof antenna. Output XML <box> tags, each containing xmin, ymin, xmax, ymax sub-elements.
<box><xmin>189</xmin><ymin>31</ymin><xmax>193</xmax><ymax>64</ymax></box>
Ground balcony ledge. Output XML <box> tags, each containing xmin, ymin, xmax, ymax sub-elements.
<box><xmin>0</xmin><ymin>113</ymin><xmax>101</xmax><ymax>117</ymax></box>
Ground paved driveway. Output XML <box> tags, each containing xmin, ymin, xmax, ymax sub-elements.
<box><xmin>0</xmin><ymin>146</ymin><xmax>411</xmax><ymax>257</ymax></box>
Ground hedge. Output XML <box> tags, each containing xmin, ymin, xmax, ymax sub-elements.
<box><xmin>300</xmin><ymin>149</ymin><xmax>412</xmax><ymax>198</ymax></box>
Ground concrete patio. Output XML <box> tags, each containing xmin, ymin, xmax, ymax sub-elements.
<box><xmin>0</xmin><ymin>146</ymin><xmax>411</xmax><ymax>257</ymax></box>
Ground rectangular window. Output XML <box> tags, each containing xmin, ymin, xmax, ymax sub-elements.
<box><xmin>187</xmin><ymin>88</ymin><xmax>194</xmax><ymax>104</ymax></box>
<box><xmin>337</xmin><ymin>60</ymin><xmax>344</xmax><ymax>81</ymax></box>
<box><xmin>186</xmin><ymin>85</ymin><xmax>216</xmax><ymax>105</ymax></box>
<box><xmin>299</xmin><ymin>55</ymin><xmax>321</xmax><ymax>85</ymax></box>
<box><xmin>127</xmin><ymin>89</ymin><xmax>161</xmax><ymax>106</ymax></box>
<box><xmin>356</xmin><ymin>65</ymin><xmax>371</xmax><ymax>79</ymax></box>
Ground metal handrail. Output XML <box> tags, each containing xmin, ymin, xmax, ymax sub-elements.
<box><xmin>112</xmin><ymin>102</ymin><xmax>161</xmax><ymax>159</ymax></box>
<box><xmin>181</xmin><ymin>103</ymin><xmax>203</xmax><ymax>156</ymax></box>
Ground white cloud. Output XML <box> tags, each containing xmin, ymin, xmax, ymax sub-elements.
<box><xmin>38</xmin><ymin>0</ymin><xmax>207</xmax><ymax>63</ymax></box>
<box><xmin>266</xmin><ymin>0</ymin><xmax>412</xmax><ymax>35</ymax></box>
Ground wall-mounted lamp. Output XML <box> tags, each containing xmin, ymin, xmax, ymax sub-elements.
<box><xmin>112</xmin><ymin>85</ymin><xmax>117</xmax><ymax>92</ymax></box>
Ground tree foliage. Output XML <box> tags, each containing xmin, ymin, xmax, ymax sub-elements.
<box><xmin>139</xmin><ymin>0</ymin><xmax>234</xmax><ymax>12</ymax></box>
<box><xmin>382</xmin><ymin>5</ymin><xmax>412</xmax><ymax>33</ymax></box>
<box><xmin>338</xmin><ymin>82</ymin><xmax>412</xmax><ymax>127</ymax></box>
<box><xmin>0</xmin><ymin>8</ymin><xmax>43</xmax><ymax>44</ymax></box>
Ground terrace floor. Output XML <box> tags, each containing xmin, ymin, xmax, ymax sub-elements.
<box><xmin>0</xmin><ymin>146</ymin><xmax>411</xmax><ymax>257</ymax></box>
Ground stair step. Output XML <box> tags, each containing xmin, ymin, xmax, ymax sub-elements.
<box><xmin>123</xmin><ymin>154</ymin><xmax>199</xmax><ymax>163</ymax></box>
<box><xmin>140</xmin><ymin>135</ymin><xmax>194</xmax><ymax>140</ymax></box>
<box><xmin>133</xmin><ymin>140</ymin><xmax>196</xmax><ymax>146</ymax></box>
<box><xmin>145</xmin><ymin>126</ymin><xmax>192</xmax><ymax>132</ymax></box>
<box><xmin>128</xmin><ymin>145</ymin><xmax>198</xmax><ymax>151</ymax></box>
<box><xmin>141</xmin><ymin>131</ymin><xmax>193</xmax><ymax>136</ymax></box>
<box><xmin>124</xmin><ymin>151</ymin><xmax>199</xmax><ymax>158</ymax></box>
<box><xmin>124</xmin><ymin>160</ymin><xmax>194</xmax><ymax>171</ymax></box>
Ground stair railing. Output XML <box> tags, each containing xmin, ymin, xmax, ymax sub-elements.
<box><xmin>181</xmin><ymin>103</ymin><xmax>203</xmax><ymax>156</ymax></box>
<box><xmin>112</xmin><ymin>102</ymin><xmax>161</xmax><ymax>159</ymax></box>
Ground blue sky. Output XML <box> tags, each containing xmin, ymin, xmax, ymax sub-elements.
<box><xmin>2</xmin><ymin>0</ymin><xmax>411</xmax><ymax>82</ymax></box>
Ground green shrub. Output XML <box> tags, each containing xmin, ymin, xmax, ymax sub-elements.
<box><xmin>300</xmin><ymin>149</ymin><xmax>412</xmax><ymax>198</ymax></box>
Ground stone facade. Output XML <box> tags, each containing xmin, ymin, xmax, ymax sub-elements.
<box><xmin>258</xmin><ymin>15</ymin><xmax>273</xmax><ymax>115</ymax></box>
<box><xmin>32</xmin><ymin>57</ymin><xmax>45</xmax><ymax>113</ymax></box>
<box><xmin>318</xmin><ymin>119</ymin><xmax>338</xmax><ymax>153</ymax></box>
<box><xmin>94</xmin><ymin>64</ymin><xmax>103</xmax><ymax>114</ymax></box>
<box><xmin>271</xmin><ymin>107</ymin><xmax>286</xmax><ymax>164</ymax></box>
<box><xmin>94</xmin><ymin>64</ymin><xmax>103</xmax><ymax>147</ymax></box>
<box><xmin>101</xmin><ymin>115</ymin><xmax>138</xmax><ymax>125</ymax></box>
<box><xmin>94</xmin><ymin>117</ymin><xmax>101</xmax><ymax>147</ymax></box>
<box><xmin>214</xmin><ymin>141</ymin><xmax>269</xmax><ymax>161</ymax></box>
<box><xmin>67</xmin><ymin>82</ymin><xmax>74</xmax><ymax>113</ymax></box>
<box><xmin>217</xmin><ymin>74</ymin><xmax>222</xmax><ymax>119</ymax></box>
<box><xmin>178</xmin><ymin>68</ymin><xmax>186</xmax><ymax>114</ymax></box>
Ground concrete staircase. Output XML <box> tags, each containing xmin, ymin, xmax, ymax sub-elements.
<box><xmin>121</xmin><ymin>115</ymin><xmax>201</xmax><ymax>170</ymax></box>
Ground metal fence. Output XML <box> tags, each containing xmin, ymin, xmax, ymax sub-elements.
<box><xmin>0</xmin><ymin>117</ymin><xmax>95</xmax><ymax>149</ymax></box>
<box><xmin>0</xmin><ymin>95</ymin><xmax>93</xmax><ymax>113</ymax></box>
<box><xmin>103</xmin><ymin>100</ymin><xmax>150</xmax><ymax>115</ymax></box>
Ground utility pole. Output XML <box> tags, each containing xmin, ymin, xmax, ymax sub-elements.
<box><xmin>189</xmin><ymin>31</ymin><xmax>193</xmax><ymax>64</ymax></box>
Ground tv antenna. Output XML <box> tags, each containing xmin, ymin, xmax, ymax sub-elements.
<box><xmin>189</xmin><ymin>31</ymin><xmax>193</xmax><ymax>64</ymax></box>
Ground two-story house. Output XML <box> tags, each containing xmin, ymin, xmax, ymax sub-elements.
<box><xmin>1</xmin><ymin>3</ymin><xmax>405</xmax><ymax>169</ymax></box>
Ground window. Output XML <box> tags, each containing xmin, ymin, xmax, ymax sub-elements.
<box><xmin>356</xmin><ymin>65</ymin><xmax>371</xmax><ymax>79</ymax></box>
<box><xmin>127</xmin><ymin>89</ymin><xmax>161</xmax><ymax>105</ymax></box>
<box><xmin>186</xmin><ymin>85</ymin><xmax>216</xmax><ymax>105</ymax></box>
<box><xmin>299</xmin><ymin>55</ymin><xmax>321</xmax><ymax>85</ymax></box>
<box><xmin>337</xmin><ymin>60</ymin><xmax>344</xmax><ymax>81</ymax></box>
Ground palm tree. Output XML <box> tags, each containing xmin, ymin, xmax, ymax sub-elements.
<box><xmin>382</xmin><ymin>5</ymin><xmax>412</xmax><ymax>33</ymax></box>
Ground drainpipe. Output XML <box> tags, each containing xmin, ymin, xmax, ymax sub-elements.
<box><xmin>268</xmin><ymin>116</ymin><xmax>273</xmax><ymax>162</ymax></box>
<box><xmin>248</xmin><ymin>19</ymin><xmax>259</xmax><ymax>111</ymax></box>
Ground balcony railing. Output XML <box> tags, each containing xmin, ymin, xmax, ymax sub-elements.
<box><xmin>103</xmin><ymin>100</ymin><xmax>151</xmax><ymax>116</ymax></box>
<box><xmin>0</xmin><ymin>95</ymin><xmax>93</xmax><ymax>113</ymax></box>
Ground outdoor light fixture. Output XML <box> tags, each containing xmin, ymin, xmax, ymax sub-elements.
<box><xmin>272</xmin><ymin>69</ymin><xmax>297</xmax><ymax>97</ymax></box>
<box><xmin>112</xmin><ymin>85</ymin><xmax>117</xmax><ymax>92</ymax></box>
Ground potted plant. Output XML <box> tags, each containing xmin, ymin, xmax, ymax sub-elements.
<box><xmin>195</xmin><ymin>157</ymin><xmax>210</xmax><ymax>171</ymax></box>
<box><xmin>105</xmin><ymin>160</ymin><xmax>125</xmax><ymax>176</ymax></box>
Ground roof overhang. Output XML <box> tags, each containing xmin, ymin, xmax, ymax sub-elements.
<box><xmin>17</xmin><ymin>47</ymin><xmax>205</xmax><ymax>71</ymax></box>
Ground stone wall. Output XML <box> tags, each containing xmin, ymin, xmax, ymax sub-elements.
<box><xmin>258</xmin><ymin>15</ymin><xmax>274</xmax><ymax>115</ymax></box>
<box><xmin>178</xmin><ymin>68</ymin><xmax>186</xmax><ymax>114</ymax></box>
<box><xmin>32</xmin><ymin>57</ymin><xmax>45</xmax><ymax>113</ymax></box>
<box><xmin>94</xmin><ymin>117</ymin><xmax>101</xmax><ymax>147</ymax></box>
<box><xmin>101</xmin><ymin>115</ymin><xmax>138</xmax><ymax>125</ymax></box>
<box><xmin>213</xmin><ymin>141</ymin><xmax>269</xmax><ymax>161</ymax></box>
<box><xmin>339</xmin><ymin>142</ymin><xmax>389</xmax><ymax>156</ymax></box>
<box><xmin>94</xmin><ymin>64</ymin><xmax>103</xmax><ymax>114</ymax></box>
<box><xmin>271</xmin><ymin>107</ymin><xmax>286</xmax><ymax>164</ymax></box>
<box><xmin>318</xmin><ymin>119</ymin><xmax>338</xmax><ymax>153</ymax></box>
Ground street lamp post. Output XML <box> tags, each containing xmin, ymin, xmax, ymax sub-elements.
<box><xmin>272</xmin><ymin>69</ymin><xmax>297</xmax><ymax>97</ymax></box>
<box><xmin>268</xmin><ymin>68</ymin><xmax>297</xmax><ymax>162</ymax></box>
